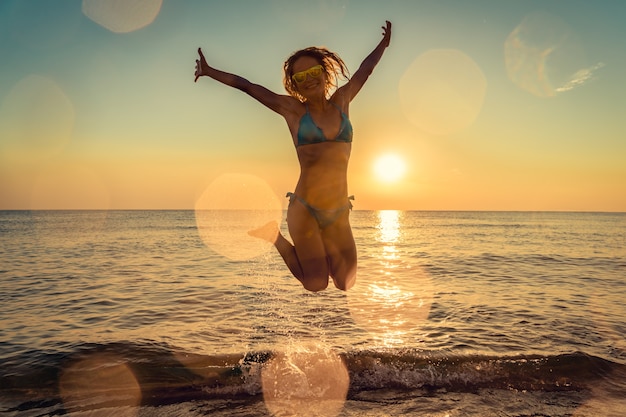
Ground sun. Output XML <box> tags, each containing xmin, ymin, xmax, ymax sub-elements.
<box><xmin>373</xmin><ymin>153</ymin><xmax>407</xmax><ymax>183</ymax></box>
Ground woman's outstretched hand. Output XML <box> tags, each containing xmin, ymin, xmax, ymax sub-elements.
<box><xmin>195</xmin><ymin>48</ymin><xmax>209</xmax><ymax>82</ymax></box>
<box><xmin>381</xmin><ymin>20</ymin><xmax>392</xmax><ymax>47</ymax></box>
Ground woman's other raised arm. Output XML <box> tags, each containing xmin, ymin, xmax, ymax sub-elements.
<box><xmin>337</xmin><ymin>21</ymin><xmax>392</xmax><ymax>103</ymax></box>
<box><xmin>194</xmin><ymin>48</ymin><xmax>295</xmax><ymax>115</ymax></box>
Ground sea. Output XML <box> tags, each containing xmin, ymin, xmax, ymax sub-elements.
<box><xmin>1</xmin><ymin>210</ymin><xmax>625</xmax><ymax>416</ymax></box>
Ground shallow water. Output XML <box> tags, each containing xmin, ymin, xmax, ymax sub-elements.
<box><xmin>1</xmin><ymin>210</ymin><xmax>625</xmax><ymax>416</ymax></box>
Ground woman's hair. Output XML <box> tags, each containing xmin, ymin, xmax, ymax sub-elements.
<box><xmin>283</xmin><ymin>47</ymin><xmax>350</xmax><ymax>101</ymax></box>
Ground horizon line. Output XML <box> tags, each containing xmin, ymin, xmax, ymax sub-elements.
<box><xmin>1</xmin><ymin>209</ymin><xmax>624</xmax><ymax>214</ymax></box>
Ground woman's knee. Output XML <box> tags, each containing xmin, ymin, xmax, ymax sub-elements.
<box><xmin>332</xmin><ymin>272</ymin><xmax>356</xmax><ymax>291</ymax></box>
<box><xmin>329</xmin><ymin>258</ymin><xmax>357</xmax><ymax>291</ymax></box>
<box><xmin>302</xmin><ymin>276</ymin><xmax>329</xmax><ymax>292</ymax></box>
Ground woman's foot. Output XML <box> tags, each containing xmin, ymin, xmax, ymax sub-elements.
<box><xmin>247</xmin><ymin>220</ymin><xmax>280</xmax><ymax>244</ymax></box>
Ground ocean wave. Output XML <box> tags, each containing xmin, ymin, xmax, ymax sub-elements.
<box><xmin>2</xmin><ymin>342</ymin><xmax>624</xmax><ymax>412</ymax></box>
<box><xmin>344</xmin><ymin>349</ymin><xmax>620</xmax><ymax>392</ymax></box>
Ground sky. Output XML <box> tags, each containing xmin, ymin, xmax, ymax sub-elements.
<box><xmin>1</xmin><ymin>0</ymin><xmax>625</xmax><ymax>211</ymax></box>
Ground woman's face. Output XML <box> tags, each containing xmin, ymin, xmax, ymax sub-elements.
<box><xmin>292</xmin><ymin>56</ymin><xmax>326</xmax><ymax>99</ymax></box>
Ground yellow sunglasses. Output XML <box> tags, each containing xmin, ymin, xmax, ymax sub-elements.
<box><xmin>291</xmin><ymin>65</ymin><xmax>324</xmax><ymax>84</ymax></box>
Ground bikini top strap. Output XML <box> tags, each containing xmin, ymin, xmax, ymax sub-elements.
<box><xmin>329</xmin><ymin>101</ymin><xmax>348</xmax><ymax>117</ymax></box>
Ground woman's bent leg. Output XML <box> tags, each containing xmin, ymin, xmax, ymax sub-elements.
<box><xmin>248</xmin><ymin>204</ymin><xmax>330</xmax><ymax>292</ymax></box>
<box><xmin>248</xmin><ymin>221</ymin><xmax>304</xmax><ymax>280</ymax></box>
<box><xmin>322</xmin><ymin>213</ymin><xmax>357</xmax><ymax>291</ymax></box>
<box><xmin>287</xmin><ymin>201</ymin><xmax>330</xmax><ymax>292</ymax></box>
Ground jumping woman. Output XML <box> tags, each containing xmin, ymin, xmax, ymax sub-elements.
<box><xmin>194</xmin><ymin>21</ymin><xmax>392</xmax><ymax>292</ymax></box>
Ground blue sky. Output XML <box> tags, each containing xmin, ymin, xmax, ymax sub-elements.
<box><xmin>1</xmin><ymin>0</ymin><xmax>625</xmax><ymax>210</ymax></box>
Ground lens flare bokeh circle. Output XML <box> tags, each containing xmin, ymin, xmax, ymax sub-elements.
<box><xmin>399</xmin><ymin>49</ymin><xmax>486</xmax><ymax>136</ymax></box>
<box><xmin>261</xmin><ymin>343</ymin><xmax>349</xmax><ymax>417</ymax></box>
<box><xmin>82</xmin><ymin>0</ymin><xmax>163</xmax><ymax>33</ymax></box>
<box><xmin>59</xmin><ymin>353</ymin><xmax>141</xmax><ymax>416</ymax></box>
<box><xmin>195</xmin><ymin>173</ymin><xmax>282</xmax><ymax>261</ymax></box>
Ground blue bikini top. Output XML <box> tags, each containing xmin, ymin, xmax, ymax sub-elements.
<box><xmin>296</xmin><ymin>102</ymin><xmax>353</xmax><ymax>147</ymax></box>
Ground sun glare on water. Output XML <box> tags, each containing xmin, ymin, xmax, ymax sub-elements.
<box><xmin>374</xmin><ymin>153</ymin><xmax>407</xmax><ymax>183</ymax></box>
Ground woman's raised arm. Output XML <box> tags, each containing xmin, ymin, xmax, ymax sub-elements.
<box><xmin>194</xmin><ymin>48</ymin><xmax>294</xmax><ymax>115</ymax></box>
<box><xmin>337</xmin><ymin>21</ymin><xmax>392</xmax><ymax>103</ymax></box>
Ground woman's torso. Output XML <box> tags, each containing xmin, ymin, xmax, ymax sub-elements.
<box><xmin>286</xmin><ymin>100</ymin><xmax>352</xmax><ymax>207</ymax></box>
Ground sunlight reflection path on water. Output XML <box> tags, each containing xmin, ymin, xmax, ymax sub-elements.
<box><xmin>348</xmin><ymin>210</ymin><xmax>435</xmax><ymax>347</ymax></box>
